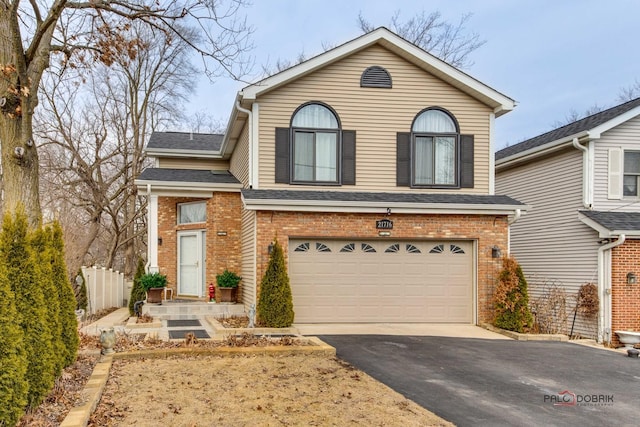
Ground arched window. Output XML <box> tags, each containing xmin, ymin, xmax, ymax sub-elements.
<box><xmin>274</xmin><ymin>102</ymin><xmax>356</xmax><ymax>186</ymax></box>
<box><xmin>291</xmin><ymin>103</ymin><xmax>340</xmax><ymax>183</ymax></box>
<box><xmin>411</xmin><ymin>108</ymin><xmax>459</xmax><ymax>187</ymax></box>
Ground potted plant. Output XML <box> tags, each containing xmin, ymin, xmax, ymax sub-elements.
<box><xmin>216</xmin><ymin>269</ymin><xmax>241</xmax><ymax>303</ymax></box>
<box><xmin>140</xmin><ymin>272</ymin><xmax>167</xmax><ymax>304</ymax></box>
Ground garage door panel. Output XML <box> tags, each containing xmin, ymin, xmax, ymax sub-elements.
<box><xmin>289</xmin><ymin>239</ymin><xmax>473</xmax><ymax>323</ymax></box>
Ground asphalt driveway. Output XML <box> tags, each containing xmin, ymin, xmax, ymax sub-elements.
<box><xmin>319</xmin><ymin>335</ymin><xmax>640</xmax><ymax>426</ymax></box>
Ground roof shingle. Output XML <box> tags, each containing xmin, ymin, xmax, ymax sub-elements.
<box><xmin>496</xmin><ymin>97</ymin><xmax>640</xmax><ymax>161</ymax></box>
<box><xmin>147</xmin><ymin>132</ymin><xmax>224</xmax><ymax>152</ymax></box>
<box><xmin>580</xmin><ymin>210</ymin><xmax>640</xmax><ymax>232</ymax></box>
<box><xmin>242</xmin><ymin>189</ymin><xmax>525</xmax><ymax>206</ymax></box>
<box><xmin>137</xmin><ymin>168</ymin><xmax>240</xmax><ymax>184</ymax></box>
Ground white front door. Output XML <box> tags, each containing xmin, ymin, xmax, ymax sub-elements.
<box><xmin>178</xmin><ymin>231</ymin><xmax>205</xmax><ymax>297</ymax></box>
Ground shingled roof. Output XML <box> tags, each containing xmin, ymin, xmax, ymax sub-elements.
<box><xmin>146</xmin><ymin>132</ymin><xmax>224</xmax><ymax>152</ymax></box>
<box><xmin>496</xmin><ymin>96</ymin><xmax>640</xmax><ymax>161</ymax></box>
<box><xmin>242</xmin><ymin>189</ymin><xmax>525</xmax><ymax>207</ymax></box>
<box><xmin>579</xmin><ymin>210</ymin><xmax>640</xmax><ymax>233</ymax></box>
<box><xmin>137</xmin><ymin>168</ymin><xmax>241</xmax><ymax>185</ymax></box>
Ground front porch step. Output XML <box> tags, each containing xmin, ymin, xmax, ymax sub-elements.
<box><xmin>142</xmin><ymin>301</ymin><xmax>245</xmax><ymax>320</ymax></box>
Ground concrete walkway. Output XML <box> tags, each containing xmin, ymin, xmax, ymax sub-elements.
<box><xmin>80</xmin><ymin>308</ymin><xmax>510</xmax><ymax>340</ymax></box>
<box><xmin>79</xmin><ymin>308</ymin><xmax>131</xmax><ymax>336</ymax></box>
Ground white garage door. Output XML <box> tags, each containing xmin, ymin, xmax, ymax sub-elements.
<box><xmin>289</xmin><ymin>240</ymin><xmax>473</xmax><ymax>323</ymax></box>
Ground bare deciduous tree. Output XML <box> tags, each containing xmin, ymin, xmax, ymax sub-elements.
<box><xmin>0</xmin><ymin>0</ymin><xmax>252</xmax><ymax>227</ymax></box>
<box><xmin>617</xmin><ymin>79</ymin><xmax>640</xmax><ymax>103</ymax></box>
<box><xmin>37</xmin><ymin>22</ymin><xmax>195</xmax><ymax>276</ymax></box>
<box><xmin>358</xmin><ymin>10</ymin><xmax>485</xmax><ymax>69</ymax></box>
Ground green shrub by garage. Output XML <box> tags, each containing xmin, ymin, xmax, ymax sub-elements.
<box><xmin>257</xmin><ymin>239</ymin><xmax>294</xmax><ymax>327</ymax></box>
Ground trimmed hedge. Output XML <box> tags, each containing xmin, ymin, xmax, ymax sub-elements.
<box><xmin>2</xmin><ymin>211</ymin><xmax>55</xmax><ymax>409</ymax></box>
<box><xmin>0</xmin><ymin>232</ymin><xmax>28</xmax><ymax>425</ymax></box>
<box><xmin>0</xmin><ymin>211</ymin><xmax>81</xmax><ymax>422</ymax></box>
<box><xmin>51</xmin><ymin>221</ymin><xmax>79</xmax><ymax>367</ymax></box>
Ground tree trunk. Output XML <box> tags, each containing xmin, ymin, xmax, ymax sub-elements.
<box><xmin>0</xmin><ymin>5</ymin><xmax>50</xmax><ymax>227</ymax></box>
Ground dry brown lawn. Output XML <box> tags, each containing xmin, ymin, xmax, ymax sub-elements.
<box><xmin>89</xmin><ymin>353</ymin><xmax>453</xmax><ymax>426</ymax></box>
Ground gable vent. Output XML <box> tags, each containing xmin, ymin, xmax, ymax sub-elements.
<box><xmin>360</xmin><ymin>66</ymin><xmax>392</xmax><ymax>88</ymax></box>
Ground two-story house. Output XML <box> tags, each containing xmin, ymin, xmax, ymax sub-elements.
<box><xmin>496</xmin><ymin>97</ymin><xmax>640</xmax><ymax>344</ymax></box>
<box><xmin>136</xmin><ymin>27</ymin><xmax>526</xmax><ymax>325</ymax></box>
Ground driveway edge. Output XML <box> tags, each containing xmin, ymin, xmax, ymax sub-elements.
<box><xmin>480</xmin><ymin>322</ymin><xmax>568</xmax><ymax>341</ymax></box>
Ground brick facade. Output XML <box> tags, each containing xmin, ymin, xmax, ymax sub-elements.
<box><xmin>611</xmin><ymin>240</ymin><xmax>640</xmax><ymax>345</ymax></box>
<box><xmin>253</xmin><ymin>211</ymin><xmax>508</xmax><ymax>324</ymax></box>
<box><xmin>157</xmin><ymin>195</ymin><xmax>508</xmax><ymax>323</ymax></box>
<box><xmin>157</xmin><ymin>192</ymin><xmax>242</xmax><ymax>301</ymax></box>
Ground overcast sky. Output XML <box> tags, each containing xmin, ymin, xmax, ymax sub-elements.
<box><xmin>185</xmin><ymin>0</ymin><xmax>640</xmax><ymax>151</ymax></box>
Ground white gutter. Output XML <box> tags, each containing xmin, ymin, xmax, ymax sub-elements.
<box><xmin>507</xmin><ymin>208</ymin><xmax>522</xmax><ymax>255</ymax></box>
<box><xmin>572</xmin><ymin>138</ymin><xmax>593</xmax><ymax>208</ymax></box>
<box><xmin>597</xmin><ymin>234</ymin><xmax>625</xmax><ymax>344</ymax></box>
<box><xmin>235</xmin><ymin>101</ymin><xmax>254</xmax><ymax>188</ymax></box>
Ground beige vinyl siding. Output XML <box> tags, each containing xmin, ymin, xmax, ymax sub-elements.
<box><xmin>593</xmin><ymin>115</ymin><xmax>640</xmax><ymax>211</ymax></box>
<box><xmin>158</xmin><ymin>157</ymin><xmax>230</xmax><ymax>170</ymax></box>
<box><xmin>240</xmin><ymin>209</ymin><xmax>256</xmax><ymax>307</ymax></box>
<box><xmin>496</xmin><ymin>148</ymin><xmax>599</xmax><ymax>337</ymax></box>
<box><xmin>230</xmin><ymin>124</ymin><xmax>250</xmax><ymax>186</ymax></box>
<box><xmin>256</xmin><ymin>44</ymin><xmax>492</xmax><ymax>193</ymax></box>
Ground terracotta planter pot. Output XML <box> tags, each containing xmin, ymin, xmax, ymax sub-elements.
<box><xmin>146</xmin><ymin>287</ymin><xmax>165</xmax><ymax>304</ymax></box>
<box><xmin>217</xmin><ymin>286</ymin><xmax>238</xmax><ymax>303</ymax></box>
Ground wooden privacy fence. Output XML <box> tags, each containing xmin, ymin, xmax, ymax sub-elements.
<box><xmin>80</xmin><ymin>266</ymin><xmax>126</xmax><ymax>315</ymax></box>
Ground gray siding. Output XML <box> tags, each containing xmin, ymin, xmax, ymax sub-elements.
<box><xmin>496</xmin><ymin>148</ymin><xmax>599</xmax><ymax>337</ymax></box>
<box><xmin>593</xmin><ymin>114</ymin><xmax>640</xmax><ymax>211</ymax></box>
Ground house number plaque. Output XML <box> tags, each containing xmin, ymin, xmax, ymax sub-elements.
<box><xmin>376</xmin><ymin>219</ymin><xmax>393</xmax><ymax>230</ymax></box>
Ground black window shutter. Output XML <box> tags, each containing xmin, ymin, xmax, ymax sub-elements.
<box><xmin>342</xmin><ymin>130</ymin><xmax>356</xmax><ymax>185</ymax></box>
<box><xmin>275</xmin><ymin>127</ymin><xmax>290</xmax><ymax>183</ymax></box>
<box><xmin>396</xmin><ymin>132</ymin><xmax>411</xmax><ymax>186</ymax></box>
<box><xmin>460</xmin><ymin>134</ymin><xmax>474</xmax><ymax>188</ymax></box>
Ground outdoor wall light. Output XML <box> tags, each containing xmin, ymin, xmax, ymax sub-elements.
<box><xmin>216</xmin><ymin>231</ymin><xmax>227</xmax><ymax>236</ymax></box>
<box><xmin>378</xmin><ymin>231</ymin><xmax>391</xmax><ymax>237</ymax></box>
<box><xmin>157</xmin><ymin>237</ymin><xmax>163</xmax><ymax>246</ymax></box>
<box><xmin>268</xmin><ymin>242</ymin><xmax>274</xmax><ymax>255</ymax></box>
<box><xmin>491</xmin><ymin>246</ymin><xmax>501</xmax><ymax>258</ymax></box>
<box><xmin>627</xmin><ymin>272</ymin><xmax>637</xmax><ymax>285</ymax></box>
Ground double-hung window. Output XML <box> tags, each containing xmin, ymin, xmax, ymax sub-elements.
<box><xmin>623</xmin><ymin>150</ymin><xmax>640</xmax><ymax>197</ymax></box>
<box><xmin>412</xmin><ymin>109</ymin><xmax>458</xmax><ymax>187</ymax></box>
<box><xmin>291</xmin><ymin>104</ymin><xmax>340</xmax><ymax>183</ymax></box>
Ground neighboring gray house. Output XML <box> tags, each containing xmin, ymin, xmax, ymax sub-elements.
<box><xmin>495</xmin><ymin>97</ymin><xmax>640</xmax><ymax>344</ymax></box>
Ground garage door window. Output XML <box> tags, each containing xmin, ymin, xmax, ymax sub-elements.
<box><xmin>430</xmin><ymin>244</ymin><xmax>465</xmax><ymax>254</ymax></box>
<box><xmin>340</xmin><ymin>243</ymin><xmax>355</xmax><ymax>252</ymax></box>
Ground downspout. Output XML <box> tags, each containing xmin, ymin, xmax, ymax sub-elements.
<box><xmin>235</xmin><ymin>101</ymin><xmax>257</xmax><ymax>308</ymax></box>
<box><xmin>145</xmin><ymin>184</ymin><xmax>152</xmax><ymax>273</ymax></box>
<box><xmin>507</xmin><ymin>209</ymin><xmax>521</xmax><ymax>255</ymax></box>
<box><xmin>598</xmin><ymin>234</ymin><xmax>625</xmax><ymax>344</ymax></box>
<box><xmin>572</xmin><ymin>138</ymin><xmax>593</xmax><ymax>208</ymax></box>
<box><xmin>235</xmin><ymin>101</ymin><xmax>253</xmax><ymax>188</ymax></box>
